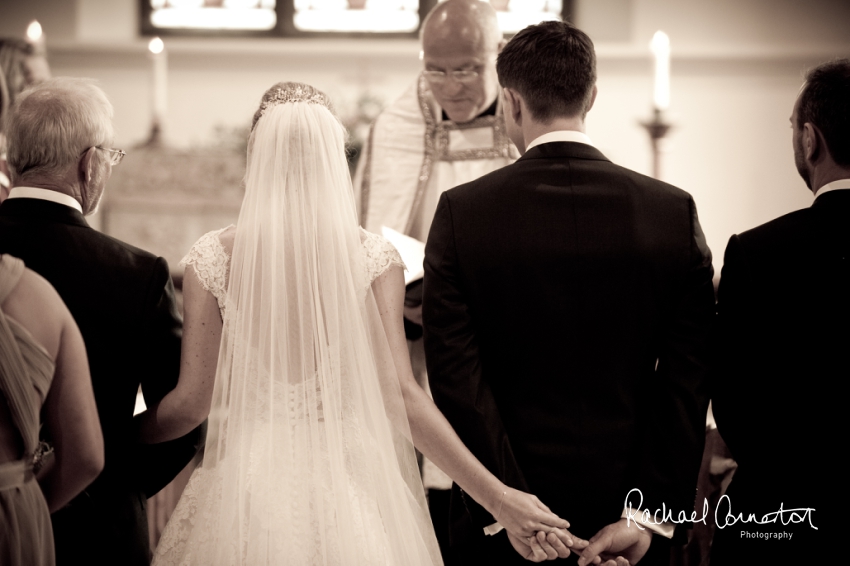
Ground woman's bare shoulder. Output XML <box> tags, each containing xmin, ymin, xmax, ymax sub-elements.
<box><xmin>2</xmin><ymin>267</ymin><xmax>68</xmax><ymax>359</ymax></box>
<box><xmin>217</xmin><ymin>224</ymin><xmax>236</xmax><ymax>258</ymax></box>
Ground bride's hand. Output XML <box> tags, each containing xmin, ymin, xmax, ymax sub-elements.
<box><xmin>493</xmin><ymin>487</ymin><xmax>570</xmax><ymax>538</ymax></box>
<box><xmin>507</xmin><ymin>531</ymin><xmax>549</xmax><ymax>562</ymax></box>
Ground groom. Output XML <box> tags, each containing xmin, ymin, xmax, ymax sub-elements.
<box><xmin>423</xmin><ymin>21</ymin><xmax>714</xmax><ymax>565</ymax></box>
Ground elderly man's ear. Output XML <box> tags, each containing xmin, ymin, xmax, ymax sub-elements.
<box><xmin>79</xmin><ymin>146</ymin><xmax>98</xmax><ymax>184</ymax></box>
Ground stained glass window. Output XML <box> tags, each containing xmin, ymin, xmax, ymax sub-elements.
<box><xmin>141</xmin><ymin>0</ymin><xmax>567</xmax><ymax>36</ymax></box>
<box><xmin>145</xmin><ymin>0</ymin><xmax>278</xmax><ymax>32</ymax></box>
<box><xmin>293</xmin><ymin>0</ymin><xmax>420</xmax><ymax>33</ymax></box>
<box><xmin>439</xmin><ymin>0</ymin><xmax>563</xmax><ymax>34</ymax></box>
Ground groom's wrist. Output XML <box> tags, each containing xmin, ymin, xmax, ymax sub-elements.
<box><xmin>620</xmin><ymin>508</ymin><xmax>674</xmax><ymax>538</ymax></box>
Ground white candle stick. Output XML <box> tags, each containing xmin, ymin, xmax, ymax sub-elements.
<box><xmin>148</xmin><ymin>37</ymin><xmax>168</xmax><ymax>128</ymax></box>
<box><xmin>650</xmin><ymin>31</ymin><xmax>670</xmax><ymax>111</ymax></box>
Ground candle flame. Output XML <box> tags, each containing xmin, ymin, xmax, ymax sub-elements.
<box><xmin>650</xmin><ymin>30</ymin><xmax>671</xmax><ymax>110</ymax></box>
<box><xmin>26</xmin><ymin>21</ymin><xmax>43</xmax><ymax>42</ymax></box>
<box><xmin>650</xmin><ymin>30</ymin><xmax>670</xmax><ymax>52</ymax></box>
<box><xmin>148</xmin><ymin>37</ymin><xmax>165</xmax><ymax>55</ymax></box>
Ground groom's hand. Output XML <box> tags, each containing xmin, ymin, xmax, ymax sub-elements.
<box><xmin>577</xmin><ymin>518</ymin><xmax>653</xmax><ymax>566</ymax></box>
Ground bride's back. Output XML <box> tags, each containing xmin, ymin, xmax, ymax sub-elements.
<box><xmin>153</xmin><ymin>82</ymin><xmax>441</xmax><ymax>566</ymax></box>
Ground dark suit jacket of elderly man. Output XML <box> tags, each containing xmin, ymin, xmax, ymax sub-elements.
<box><xmin>710</xmin><ymin>189</ymin><xmax>847</xmax><ymax>564</ymax></box>
<box><xmin>423</xmin><ymin>141</ymin><xmax>715</xmax><ymax>565</ymax></box>
<box><xmin>0</xmin><ymin>197</ymin><xmax>203</xmax><ymax>566</ymax></box>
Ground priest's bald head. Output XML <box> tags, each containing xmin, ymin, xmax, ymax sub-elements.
<box><xmin>421</xmin><ymin>0</ymin><xmax>503</xmax><ymax>124</ymax></box>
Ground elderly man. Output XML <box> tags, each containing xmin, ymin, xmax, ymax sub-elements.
<box><xmin>353</xmin><ymin>3</ymin><xmax>517</xmax><ymax>546</ymax></box>
<box><xmin>710</xmin><ymin>59</ymin><xmax>848</xmax><ymax>564</ymax></box>
<box><xmin>0</xmin><ymin>78</ymin><xmax>202</xmax><ymax>566</ymax></box>
<box><xmin>354</xmin><ymin>0</ymin><xmax>516</xmax><ymax>326</ymax></box>
<box><xmin>355</xmin><ymin>0</ymin><xmax>515</xmax><ymax>242</ymax></box>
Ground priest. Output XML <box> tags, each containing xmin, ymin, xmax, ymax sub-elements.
<box><xmin>355</xmin><ymin>0</ymin><xmax>516</xmax><ymax>242</ymax></box>
<box><xmin>352</xmin><ymin>1</ymin><xmax>518</xmax><ymax>557</ymax></box>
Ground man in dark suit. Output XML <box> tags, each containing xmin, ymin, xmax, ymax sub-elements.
<box><xmin>0</xmin><ymin>77</ymin><xmax>202</xmax><ymax>565</ymax></box>
<box><xmin>423</xmin><ymin>21</ymin><xmax>715</xmax><ymax>565</ymax></box>
<box><xmin>710</xmin><ymin>59</ymin><xmax>848</xmax><ymax>564</ymax></box>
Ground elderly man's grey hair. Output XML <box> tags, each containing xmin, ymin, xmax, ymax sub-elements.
<box><xmin>7</xmin><ymin>77</ymin><xmax>113</xmax><ymax>181</ymax></box>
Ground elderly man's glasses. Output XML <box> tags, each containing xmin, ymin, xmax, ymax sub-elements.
<box><xmin>422</xmin><ymin>69</ymin><xmax>480</xmax><ymax>84</ymax></box>
<box><xmin>95</xmin><ymin>146</ymin><xmax>126</xmax><ymax>166</ymax></box>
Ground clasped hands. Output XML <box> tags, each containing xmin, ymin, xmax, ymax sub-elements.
<box><xmin>499</xmin><ymin>490</ymin><xmax>652</xmax><ymax>565</ymax></box>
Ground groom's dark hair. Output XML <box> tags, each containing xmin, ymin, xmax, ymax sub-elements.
<box><xmin>496</xmin><ymin>20</ymin><xmax>596</xmax><ymax>123</ymax></box>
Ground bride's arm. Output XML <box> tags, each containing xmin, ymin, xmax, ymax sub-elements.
<box><xmin>135</xmin><ymin>265</ymin><xmax>222</xmax><ymax>444</ymax></box>
<box><xmin>371</xmin><ymin>265</ymin><xmax>570</xmax><ymax>541</ymax></box>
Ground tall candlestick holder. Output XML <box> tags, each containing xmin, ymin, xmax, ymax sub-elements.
<box><xmin>143</xmin><ymin>121</ymin><xmax>163</xmax><ymax>147</ymax></box>
<box><xmin>142</xmin><ymin>37</ymin><xmax>167</xmax><ymax>148</ymax></box>
<box><xmin>641</xmin><ymin>107</ymin><xmax>672</xmax><ymax>180</ymax></box>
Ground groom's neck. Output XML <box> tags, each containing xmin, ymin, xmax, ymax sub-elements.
<box><xmin>521</xmin><ymin>115</ymin><xmax>587</xmax><ymax>149</ymax></box>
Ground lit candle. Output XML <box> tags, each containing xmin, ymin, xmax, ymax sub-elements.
<box><xmin>650</xmin><ymin>31</ymin><xmax>670</xmax><ymax>111</ymax></box>
<box><xmin>26</xmin><ymin>20</ymin><xmax>46</xmax><ymax>54</ymax></box>
<box><xmin>148</xmin><ymin>37</ymin><xmax>168</xmax><ymax>128</ymax></box>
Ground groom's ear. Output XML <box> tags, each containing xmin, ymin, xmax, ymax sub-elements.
<box><xmin>503</xmin><ymin>88</ymin><xmax>523</xmax><ymax>125</ymax></box>
<box><xmin>803</xmin><ymin>122</ymin><xmax>822</xmax><ymax>163</ymax></box>
<box><xmin>586</xmin><ymin>85</ymin><xmax>598</xmax><ymax>115</ymax></box>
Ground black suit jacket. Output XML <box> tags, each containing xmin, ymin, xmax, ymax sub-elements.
<box><xmin>710</xmin><ymin>189</ymin><xmax>846</xmax><ymax>563</ymax></box>
<box><xmin>0</xmin><ymin>197</ymin><xmax>203</xmax><ymax>566</ymax></box>
<box><xmin>423</xmin><ymin>142</ymin><xmax>714</xmax><ymax>559</ymax></box>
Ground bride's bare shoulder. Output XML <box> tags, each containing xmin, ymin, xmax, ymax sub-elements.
<box><xmin>217</xmin><ymin>224</ymin><xmax>236</xmax><ymax>257</ymax></box>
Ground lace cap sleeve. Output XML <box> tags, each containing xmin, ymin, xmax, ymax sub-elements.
<box><xmin>180</xmin><ymin>226</ymin><xmax>233</xmax><ymax>315</ymax></box>
<box><xmin>360</xmin><ymin>228</ymin><xmax>406</xmax><ymax>284</ymax></box>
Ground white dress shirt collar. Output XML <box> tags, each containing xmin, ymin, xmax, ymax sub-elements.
<box><xmin>814</xmin><ymin>178</ymin><xmax>850</xmax><ymax>199</ymax></box>
<box><xmin>525</xmin><ymin>130</ymin><xmax>594</xmax><ymax>152</ymax></box>
<box><xmin>6</xmin><ymin>186</ymin><xmax>84</xmax><ymax>214</ymax></box>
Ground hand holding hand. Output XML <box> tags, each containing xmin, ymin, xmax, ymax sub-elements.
<box><xmin>494</xmin><ymin>488</ymin><xmax>570</xmax><ymax>538</ymax></box>
<box><xmin>577</xmin><ymin>518</ymin><xmax>653</xmax><ymax>566</ymax></box>
<box><xmin>506</xmin><ymin>528</ymin><xmax>590</xmax><ymax>562</ymax></box>
<box><xmin>547</xmin><ymin>527</ymin><xmax>592</xmax><ymax>556</ymax></box>
<box><xmin>507</xmin><ymin>531</ymin><xmax>549</xmax><ymax>562</ymax></box>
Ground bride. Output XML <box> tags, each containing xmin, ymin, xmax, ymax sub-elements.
<box><xmin>136</xmin><ymin>82</ymin><xmax>575</xmax><ymax>565</ymax></box>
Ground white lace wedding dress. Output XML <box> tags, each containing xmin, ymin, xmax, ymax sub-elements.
<box><xmin>153</xmin><ymin>226</ymin><xmax>440</xmax><ymax>566</ymax></box>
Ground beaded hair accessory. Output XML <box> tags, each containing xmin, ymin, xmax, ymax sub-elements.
<box><xmin>258</xmin><ymin>84</ymin><xmax>330</xmax><ymax>118</ymax></box>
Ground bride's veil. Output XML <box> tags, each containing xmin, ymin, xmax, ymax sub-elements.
<box><xmin>192</xmin><ymin>83</ymin><xmax>441</xmax><ymax>565</ymax></box>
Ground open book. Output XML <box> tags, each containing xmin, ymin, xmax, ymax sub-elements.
<box><xmin>381</xmin><ymin>226</ymin><xmax>425</xmax><ymax>286</ymax></box>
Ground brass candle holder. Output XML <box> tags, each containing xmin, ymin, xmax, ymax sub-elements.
<box><xmin>641</xmin><ymin>107</ymin><xmax>672</xmax><ymax>180</ymax></box>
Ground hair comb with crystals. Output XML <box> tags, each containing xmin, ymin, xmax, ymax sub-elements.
<box><xmin>258</xmin><ymin>84</ymin><xmax>330</xmax><ymax>117</ymax></box>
